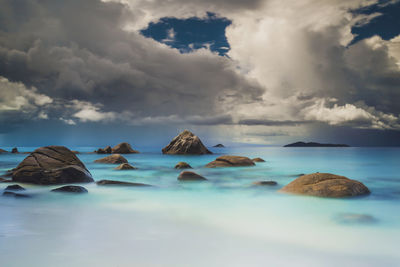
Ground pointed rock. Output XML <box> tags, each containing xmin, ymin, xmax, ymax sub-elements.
<box><xmin>94</xmin><ymin>154</ymin><xmax>128</xmax><ymax>164</ymax></box>
<box><xmin>162</xmin><ymin>130</ymin><xmax>212</xmax><ymax>155</ymax></box>
<box><xmin>12</xmin><ymin>146</ymin><xmax>93</xmax><ymax>185</ymax></box>
<box><xmin>112</xmin><ymin>143</ymin><xmax>139</xmax><ymax>154</ymax></box>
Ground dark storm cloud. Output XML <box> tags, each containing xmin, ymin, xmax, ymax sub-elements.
<box><xmin>238</xmin><ymin>119</ymin><xmax>312</xmax><ymax>126</ymax></box>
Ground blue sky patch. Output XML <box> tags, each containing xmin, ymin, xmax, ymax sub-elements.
<box><xmin>141</xmin><ymin>12</ymin><xmax>232</xmax><ymax>56</ymax></box>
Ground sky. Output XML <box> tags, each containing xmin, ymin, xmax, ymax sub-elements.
<box><xmin>0</xmin><ymin>0</ymin><xmax>400</xmax><ymax>147</ymax></box>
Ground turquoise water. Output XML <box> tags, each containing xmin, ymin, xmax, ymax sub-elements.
<box><xmin>0</xmin><ymin>146</ymin><xmax>399</xmax><ymax>267</ymax></box>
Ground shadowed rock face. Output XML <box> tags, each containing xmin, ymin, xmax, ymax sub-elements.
<box><xmin>205</xmin><ymin>156</ymin><xmax>255</xmax><ymax>168</ymax></box>
<box><xmin>252</xmin><ymin>157</ymin><xmax>265</xmax><ymax>162</ymax></box>
<box><xmin>51</xmin><ymin>185</ymin><xmax>88</xmax><ymax>193</ymax></box>
<box><xmin>174</xmin><ymin>162</ymin><xmax>192</xmax><ymax>169</ymax></box>
<box><xmin>280</xmin><ymin>173</ymin><xmax>370</xmax><ymax>198</ymax></box>
<box><xmin>162</xmin><ymin>130</ymin><xmax>212</xmax><ymax>155</ymax></box>
<box><xmin>12</xmin><ymin>146</ymin><xmax>93</xmax><ymax>185</ymax></box>
<box><xmin>11</xmin><ymin>147</ymin><xmax>18</xmax><ymax>153</ymax></box>
<box><xmin>5</xmin><ymin>184</ymin><xmax>25</xmax><ymax>191</ymax></box>
<box><xmin>112</xmin><ymin>143</ymin><xmax>139</xmax><ymax>154</ymax></box>
<box><xmin>94</xmin><ymin>154</ymin><xmax>128</xmax><ymax>164</ymax></box>
<box><xmin>96</xmin><ymin>146</ymin><xmax>112</xmax><ymax>154</ymax></box>
<box><xmin>96</xmin><ymin>180</ymin><xmax>151</xmax><ymax>187</ymax></box>
<box><xmin>178</xmin><ymin>171</ymin><xmax>207</xmax><ymax>181</ymax></box>
<box><xmin>114</xmin><ymin>163</ymin><xmax>137</xmax><ymax>170</ymax></box>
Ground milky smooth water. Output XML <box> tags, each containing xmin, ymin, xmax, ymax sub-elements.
<box><xmin>0</xmin><ymin>147</ymin><xmax>399</xmax><ymax>267</ymax></box>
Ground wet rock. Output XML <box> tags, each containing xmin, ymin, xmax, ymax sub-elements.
<box><xmin>252</xmin><ymin>157</ymin><xmax>265</xmax><ymax>162</ymax></box>
<box><xmin>3</xmin><ymin>191</ymin><xmax>31</xmax><ymax>198</ymax></box>
<box><xmin>205</xmin><ymin>155</ymin><xmax>255</xmax><ymax>168</ymax></box>
<box><xmin>11</xmin><ymin>147</ymin><xmax>18</xmax><ymax>153</ymax></box>
<box><xmin>178</xmin><ymin>171</ymin><xmax>207</xmax><ymax>181</ymax></box>
<box><xmin>280</xmin><ymin>173</ymin><xmax>370</xmax><ymax>198</ymax></box>
<box><xmin>96</xmin><ymin>180</ymin><xmax>151</xmax><ymax>187</ymax></box>
<box><xmin>162</xmin><ymin>130</ymin><xmax>212</xmax><ymax>155</ymax></box>
<box><xmin>174</xmin><ymin>162</ymin><xmax>192</xmax><ymax>169</ymax></box>
<box><xmin>114</xmin><ymin>163</ymin><xmax>137</xmax><ymax>170</ymax></box>
<box><xmin>112</xmin><ymin>143</ymin><xmax>139</xmax><ymax>154</ymax></box>
<box><xmin>51</xmin><ymin>185</ymin><xmax>88</xmax><ymax>193</ymax></box>
<box><xmin>5</xmin><ymin>184</ymin><xmax>25</xmax><ymax>191</ymax></box>
<box><xmin>213</xmin><ymin>144</ymin><xmax>225</xmax><ymax>148</ymax></box>
<box><xmin>12</xmin><ymin>146</ymin><xmax>94</xmax><ymax>185</ymax></box>
<box><xmin>252</xmin><ymin>181</ymin><xmax>277</xmax><ymax>186</ymax></box>
<box><xmin>94</xmin><ymin>154</ymin><xmax>128</xmax><ymax>164</ymax></box>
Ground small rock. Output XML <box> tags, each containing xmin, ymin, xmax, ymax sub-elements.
<box><xmin>206</xmin><ymin>155</ymin><xmax>255</xmax><ymax>168</ymax></box>
<box><xmin>174</xmin><ymin>162</ymin><xmax>192</xmax><ymax>169</ymax></box>
<box><xmin>96</xmin><ymin>180</ymin><xmax>151</xmax><ymax>187</ymax></box>
<box><xmin>94</xmin><ymin>154</ymin><xmax>128</xmax><ymax>164</ymax></box>
<box><xmin>178</xmin><ymin>171</ymin><xmax>207</xmax><ymax>181</ymax></box>
<box><xmin>3</xmin><ymin>191</ymin><xmax>31</xmax><ymax>198</ymax></box>
<box><xmin>11</xmin><ymin>147</ymin><xmax>18</xmax><ymax>153</ymax></box>
<box><xmin>213</xmin><ymin>144</ymin><xmax>225</xmax><ymax>148</ymax></box>
<box><xmin>5</xmin><ymin>184</ymin><xmax>25</xmax><ymax>191</ymax></box>
<box><xmin>114</xmin><ymin>163</ymin><xmax>137</xmax><ymax>170</ymax></box>
<box><xmin>252</xmin><ymin>181</ymin><xmax>277</xmax><ymax>186</ymax></box>
<box><xmin>252</xmin><ymin>157</ymin><xmax>265</xmax><ymax>162</ymax></box>
<box><xmin>112</xmin><ymin>143</ymin><xmax>139</xmax><ymax>154</ymax></box>
<box><xmin>96</xmin><ymin>146</ymin><xmax>112</xmax><ymax>154</ymax></box>
<box><xmin>51</xmin><ymin>185</ymin><xmax>88</xmax><ymax>193</ymax></box>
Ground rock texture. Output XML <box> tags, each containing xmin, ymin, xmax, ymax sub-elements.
<box><xmin>252</xmin><ymin>181</ymin><xmax>277</xmax><ymax>186</ymax></box>
<box><xmin>252</xmin><ymin>157</ymin><xmax>265</xmax><ymax>162</ymax></box>
<box><xmin>174</xmin><ymin>162</ymin><xmax>192</xmax><ymax>169</ymax></box>
<box><xmin>96</xmin><ymin>180</ymin><xmax>151</xmax><ymax>187</ymax></box>
<box><xmin>280</xmin><ymin>173</ymin><xmax>370</xmax><ymax>198</ymax></box>
<box><xmin>94</xmin><ymin>154</ymin><xmax>128</xmax><ymax>164</ymax></box>
<box><xmin>5</xmin><ymin>184</ymin><xmax>25</xmax><ymax>191</ymax></box>
<box><xmin>112</xmin><ymin>143</ymin><xmax>139</xmax><ymax>154</ymax></box>
<box><xmin>114</xmin><ymin>163</ymin><xmax>137</xmax><ymax>170</ymax></box>
<box><xmin>51</xmin><ymin>185</ymin><xmax>88</xmax><ymax>193</ymax></box>
<box><xmin>205</xmin><ymin>156</ymin><xmax>255</xmax><ymax>168</ymax></box>
<box><xmin>11</xmin><ymin>147</ymin><xmax>18</xmax><ymax>153</ymax></box>
<box><xmin>162</xmin><ymin>130</ymin><xmax>212</xmax><ymax>155</ymax></box>
<box><xmin>178</xmin><ymin>171</ymin><xmax>207</xmax><ymax>181</ymax></box>
<box><xmin>12</xmin><ymin>146</ymin><xmax>93</xmax><ymax>185</ymax></box>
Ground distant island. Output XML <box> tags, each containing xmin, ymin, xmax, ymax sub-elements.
<box><xmin>213</xmin><ymin>144</ymin><xmax>225</xmax><ymax>148</ymax></box>
<box><xmin>284</xmin><ymin>141</ymin><xmax>350</xmax><ymax>147</ymax></box>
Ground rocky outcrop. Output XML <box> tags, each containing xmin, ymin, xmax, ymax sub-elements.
<box><xmin>205</xmin><ymin>156</ymin><xmax>255</xmax><ymax>168</ymax></box>
<box><xmin>12</xmin><ymin>146</ymin><xmax>94</xmax><ymax>185</ymax></box>
<box><xmin>96</xmin><ymin>146</ymin><xmax>112</xmax><ymax>154</ymax></box>
<box><xmin>94</xmin><ymin>154</ymin><xmax>128</xmax><ymax>164</ymax></box>
<box><xmin>252</xmin><ymin>157</ymin><xmax>265</xmax><ymax>162</ymax></box>
<box><xmin>112</xmin><ymin>143</ymin><xmax>139</xmax><ymax>154</ymax></box>
<box><xmin>0</xmin><ymin>148</ymin><xmax>7</xmax><ymax>153</ymax></box>
<box><xmin>174</xmin><ymin>162</ymin><xmax>192</xmax><ymax>169</ymax></box>
<box><xmin>96</xmin><ymin>180</ymin><xmax>151</xmax><ymax>187</ymax></box>
<box><xmin>162</xmin><ymin>130</ymin><xmax>212</xmax><ymax>155</ymax></box>
<box><xmin>284</xmin><ymin>142</ymin><xmax>349</xmax><ymax>147</ymax></box>
<box><xmin>280</xmin><ymin>173</ymin><xmax>370</xmax><ymax>198</ymax></box>
<box><xmin>114</xmin><ymin>163</ymin><xmax>137</xmax><ymax>170</ymax></box>
<box><xmin>5</xmin><ymin>184</ymin><xmax>25</xmax><ymax>191</ymax></box>
<box><xmin>11</xmin><ymin>147</ymin><xmax>18</xmax><ymax>153</ymax></box>
<box><xmin>178</xmin><ymin>171</ymin><xmax>207</xmax><ymax>181</ymax></box>
<box><xmin>213</xmin><ymin>144</ymin><xmax>225</xmax><ymax>148</ymax></box>
<box><xmin>51</xmin><ymin>185</ymin><xmax>88</xmax><ymax>193</ymax></box>
<box><xmin>252</xmin><ymin>181</ymin><xmax>277</xmax><ymax>186</ymax></box>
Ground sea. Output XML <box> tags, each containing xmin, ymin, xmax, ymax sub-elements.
<box><xmin>0</xmin><ymin>146</ymin><xmax>399</xmax><ymax>267</ymax></box>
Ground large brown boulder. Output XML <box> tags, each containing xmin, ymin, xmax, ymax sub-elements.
<box><xmin>252</xmin><ymin>157</ymin><xmax>265</xmax><ymax>162</ymax></box>
<box><xmin>178</xmin><ymin>171</ymin><xmax>207</xmax><ymax>181</ymax></box>
<box><xmin>174</xmin><ymin>162</ymin><xmax>192</xmax><ymax>169</ymax></box>
<box><xmin>280</xmin><ymin>173</ymin><xmax>370</xmax><ymax>198</ymax></box>
<box><xmin>12</xmin><ymin>146</ymin><xmax>93</xmax><ymax>185</ymax></box>
<box><xmin>205</xmin><ymin>155</ymin><xmax>255</xmax><ymax>168</ymax></box>
<box><xmin>94</xmin><ymin>154</ymin><xmax>128</xmax><ymax>164</ymax></box>
<box><xmin>112</xmin><ymin>143</ymin><xmax>139</xmax><ymax>154</ymax></box>
<box><xmin>162</xmin><ymin>130</ymin><xmax>212</xmax><ymax>155</ymax></box>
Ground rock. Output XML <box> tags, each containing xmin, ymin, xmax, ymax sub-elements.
<box><xmin>205</xmin><ymin>155</ymin><xmax>255</xmax><ymax>168</ymax></box>
<box><xmin>94</xmin><ymin>154</ymin><xmax>128</xmax><ymax>164</ymax></box>
<box><xmin>252</xmin><ymin>181</ymin><xmax>277</xmax><ymax>186</ymax></box>
<box><xmin>114</xmin><ymin>163</ymin><xmax>137</xmax><ymax>170</ymax></box>
<box><xmin>11</xmin><ymin>147</ymin><xmax>18</xmax><ymax>153</ymax></box>
<box><xmin>178</xmin><ymin>171</ymin><xmax>207</xmax><ymax>181</ymax></box>
<box><xmin>96</xmin><ymin>180</ymin><xmax>151</xmax><ymax>187</ymax></box>
<box><xmin>51</xmin><ymin>185</ymin><xmax>88</xmax><ymax>193</ymax></box>
<box><xmin>335</xmin><ymin>213</ymin><xmax>377</xmax><ymax>224</ymax></box>
<box><xmin>96</xmin><ymin>146</ymin><xmax>112</xmax><ymax>154</ymax></box>
<box><xmin>280</xmin><ymin>173</ymin><xmax>370</xmax><ymax>198</ymax></box>
<box><xmin>5</xmin><ymin>184</ymin><xmax>25</xmax><ymax>191</ymax></box>
<box><xmin>71</xmin><ymin>150</ymin><xmax>80</xmax><ymax>154</ymax></box>
<box><xmin>252</xmin><ymin>157</ymin><xmax>265</xmax><ymax>162</ymax></box>
<box><xmin>3</xmin><ymin>169</ymin><xmax>13</xmax><ymax>177</ymax></box>
<box><xmin>0</xmin><ymin>148</ymin><xmax>7</xmax><ymax>153</ymax></box>
<box><xmin>162</xmin><ymin>130</ymin><xmax>212</xmax><ymax>155</ymax></box>
<box><xmin>3</xmin><ymin>191</ymin><xmax>31</xmax><ymax>198</ymax></box>
<box><xmin>12</xmin><ymin>146</ymin><xmax>94</xmax><ymax>185</ymax></box>
<box><xmin>112</xmin><ymin>143</ymin><xmax>139</xmax><ymax>154</ymax></box>
<box><xmin>174</xmin><ymin>162</ymin><xmax>192</xmax><ymax>169</ymax></box>
<box><xmin>213</xmin><ymin>144</ymin><xmax>225</xmax><ymax>148</ymax></box>
<box><xmin>284</xmin><ymin>142</ymin><xmax>349</xmax><ymax>147</ymax></box>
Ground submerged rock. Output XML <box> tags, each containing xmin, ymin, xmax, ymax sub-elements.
<box><xmin>51</xmin><ymin>185</ymin><xmax>88</xmax><ymax>193</ymax></box>
<box><xmin>3</xmin><ymin>191</ymin><xmax>31</xmax><ymax>198</ymax></box>
<box><xmin>96</xmin><ymin>180</ymin><xmax>151</xmax><ymax>187</ymax></box>
<box><xmin>162</xmin><ymin>130</ymin><xmax>212</xmax><ymax>155</ymax></box>
<box><xmin>213</xmin><ymin>144</ymin><xmax>225</xmax><ymax>148</ymax></box>
<box><xmin>114</xmin><ymin>163</ymin><xmax>137</xmax><ymax>170</ymax></box>
<box><xmin>174</xmin><ymin>162</ymin><xmax>192</xmax><ymax>169</ymax></box>
<box><xmin>11</xmin><ymin>147</ymin><xmax>18</xmax><ymax>153</ymax></box>
<box><xmin>178</xmin><ymin>171</ymin><xmax>207</xmax><ymax>181</ymax></box>
<box><xmin>335</xmin><ymin>213</ymin><xmax>377</xmax><ymax>224</ymax></box>
<box><xmin>205</xmin><ymin>155</ymin><xmax>255</xmax><ymax>168</ymax></box>
<box><xmin>94</xmin><ymin>154</ymin><xmax>128</xmax><ymax>164</ymax></box>
<box><xmin>252</xmin><ymin>181</ymin><xmax>277</xmax><ymax>186</ymax></box>
<box><xmin>252</xmin><ymin>157</ymin><xmax>265</xmax><ymax>162</ymax></box>
<box><xmin>112</xmin><ymin>143</ymin><xmax>139</xmax><ymax>154</ymax></box>
<box><xmin>280</xmin><ymin>173</ymin><xmax>370</xmax><ymax>198</ymax></box>
<box><xmin>5</xmin><ymin>184</ymin><xmax>25</xmax><ymax>191</ymax></box>
<box><xmin>12</xmin><ymin>146</ymin><xmax>94</xmax><ymax>185</ymax></box>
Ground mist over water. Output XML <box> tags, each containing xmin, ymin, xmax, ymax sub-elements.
<box><xmin>1</xmin><ymin>147</ymin><xmax>399</xmax><ymax>267</ymax></box>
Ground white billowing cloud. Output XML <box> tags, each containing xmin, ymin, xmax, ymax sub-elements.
<box><xmin>71</xmin><ymin>100</ymin><xmax>120</xmax><ymax>122</ymax></box>
<box><xmin>59</xmin><ymin>118</ymin><xmax>77</xmax><ymax>125</ymax></box>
